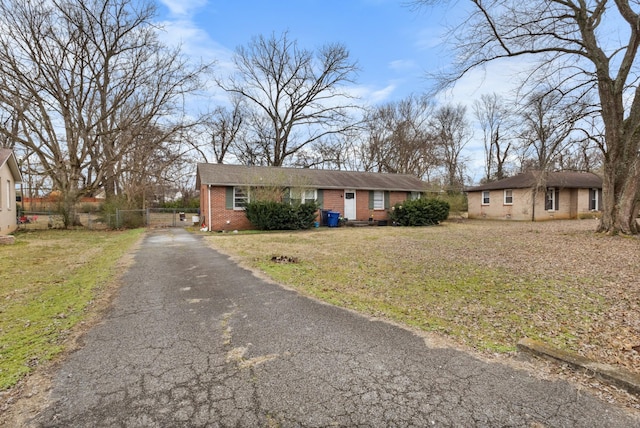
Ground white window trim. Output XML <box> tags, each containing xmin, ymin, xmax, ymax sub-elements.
<box><xmin>233</xmin><ymin>186</ymin><xmax>249</xmax><ymax>210</ymax></box>
<box><xmin>290</xmin><ymin>188</ymin><xmax>317</xmax><ymax>205</ymax></box>
<box><xmin>481</xmin><ymin>190</ymin><xmax>490</xmax><ymax>205</ymax></box>
<box><xmin>590</xmin><ymin>188</ymin><xmax>599</xmax><ymax>211</ymax></box>
<box><xmin>503</xmin><ymin>189</ymin><xmax>513</xmax><ymax>205</ymax></box>
<box><xmin>373</xmin><ymin>190</ymin><xmax>385</xmax><ymax>210</ymax></box>
<box><xmin>546</xmin><ymin>187</ymin><xmax>557</xmax><ymax>211</ymax></box>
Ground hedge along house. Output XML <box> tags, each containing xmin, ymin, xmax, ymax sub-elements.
<box><xmin>196</xmin><ymin>163</ymin><xmax>427</xmax><ymax>231</ymax></box>
<box><xmin>0</xmin><ymin>149</ymin><xmax>23</xmax><ymax>235</ymax></box>
<box><xmin>466</xmin><ymin>171</ymin><xmax>603</xmax><ymax>221</ymax></box>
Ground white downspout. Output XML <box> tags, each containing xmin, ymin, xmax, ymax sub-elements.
<box><xmin>208</xmin><ymin>185</ymin><xmax>212</xmax><ymax>232</ymax></box>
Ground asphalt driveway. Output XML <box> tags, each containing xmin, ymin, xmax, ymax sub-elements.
<box><xmin>32</xmin><ymin>228</ymin><xmax>638</xmax><ymax>427</ymax></box>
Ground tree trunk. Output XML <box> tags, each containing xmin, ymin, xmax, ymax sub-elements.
<box><xmin>598</xmin><ymin>156</ymin><xmax>640</xmax><ymax>235</ymax></box>
<box><xmin>58</xmin><ymin>189</ymin><xmax>81</xmax><ymax>228</ymax></box>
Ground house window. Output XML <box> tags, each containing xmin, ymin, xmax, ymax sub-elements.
<box><xmin>589</xmin><ymin>188</ymin><xmax>599</xmax><ymax>211</ymax></box>
<box><xmin>6</xmin><ymin>180</ymin><xmax>10</xmax><ymax>210</ymax></box>
<box><xmin>373</xmin><ymin>190</ymin><xmax>385</xmax><ymax>210</ymax></box>
<box><xmin>545</xmin><ymin>187</ymin><xmax>558</xmax><ymax>211</ymax></box>
<box><xmin>503</xmin><ymin>189</ymin><xmax>513</xmax><ymax>205</ymax></box>
<box><xmin>290</xmin><ymin>188</ymin><xmax>317</xmax><ymax>205</ymax></box>
<box><xmin>482</xmin><ymin>191</ymin><xmax>490</xmax><ymax>205</ymax></box>
<box><xmin>233</xmin><ymin>187</ymin><xmax>249</xmax><ymax>209</ymax></box>
<box><xmin>410</xmin><ymin>191</ymin><xmax>421</xmax><ymax>200</ymax></box>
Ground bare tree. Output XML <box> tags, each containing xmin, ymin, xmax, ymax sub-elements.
<box><xmin>473</xmin><ymin>93</ymin><xmax>512</xmax><ymax>181</ymax></box>
<box><xmin>516</xmin><ymin>89</ymin><xmax>586</xmax><ymax>172</ymax></box>
<box><xmin>556</xmin><ymin>140</ymin><xmax>602</xmax><ymax>172</ymax></box>
<box><xmin>361</xmin><ymin>95</ymin><xmax>438</xmax><ymax>180</ymax></box>
<box><xmin>0</xmin><ymin>0</ymin><xmax>206</xmax><ymax>226</ymax></box>
<box><xmin>195</xmin><ymin>97</ymin><xmax>246</xmax><ymax>164</ymax></box>
<box><xmin>513</xmin><ymin>88</ymin><xmax>588</xmax><ymax>220</ymax></box>
<box><xmin>288</xmin><ymin>134</ymin><xmax>356</xmax><ymax>170</ymax></box>
<box><xmin>558</xmin><ymin>115</ymin><xmax>604</xmax><ymax>172</ymax></box>
<box><xmin>114</xmin><ymin>125</ymin><xmax>192</xmax><ymax>209</ymax></box>
<box><xmin>430</xmin><ymin>104</ymin><xmax>470</xmax><ymax>190</ymax></box>
<box><xmin>413</xmin><ymin>0</ymin><xmax>640</xmax><ymax>234</ymax></box>
<box><xmin>217</xmin><ymin>31</ymin><xmax>360</xmax><ymax>167</ymax></box>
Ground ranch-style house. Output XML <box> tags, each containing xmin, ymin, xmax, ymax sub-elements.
<box><xmin>466</xmin><ymin>171</ymin><xmax>603</xmax><ymax>221</ymax></box>
<box><xmin>196</xmin><ymin>163</ymin><xmax>427</xmax><ymax>231</ymax></box>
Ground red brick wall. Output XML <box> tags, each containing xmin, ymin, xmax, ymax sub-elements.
<box><xmin>199</xmin><ymin>185</ymin><xmax>414</xmax><ymax>230</ymax></box>
<box><xmin>355</xmin><ymin>190</ymin><xmax>372</xmax><ymax>221</ymax></box>
<box><xmin>200</xmin><ymin>185</ymin><xmax>252</xmax><ymax>231</ymax></box>
<box><xmin>321</xmin><ymin>189</ymin><xmax>344</xmax><ymax>213</ymax></box>
<box><xmin>322</xmin><ymin>189</ymin><xmax>410</xmax><ymax>222</ymax></box>
<box><xmin>389</xmin><ymin>192</ymin><xmax>406</xmax><ymax>206</ymax></box>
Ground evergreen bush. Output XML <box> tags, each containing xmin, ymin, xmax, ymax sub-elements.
<box><xmin>245</xmin><ymin>201</ymin><xmax>319</xmax><ymax>230</ymax></box>
<box><xmin>388</xmin><ymin>198</ymin><xmax>450</xmax><ymax>226</ymax></box>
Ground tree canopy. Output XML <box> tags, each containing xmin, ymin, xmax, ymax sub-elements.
<box><xmin>0</xmin><ymin>0</ymin><xmax>207</xmax><ymax>225</ymax></box>
<box><xmin>217</xmin><ymin>31</ymin><xmax>360</xmax><ymax>167</ymax></box>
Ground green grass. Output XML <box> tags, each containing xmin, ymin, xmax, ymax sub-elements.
<box><xmin>205</xmin><ymin>222</ymin><xmax>624</xmax><ymax>360</ymax></box>
<box><xmin>0</xmin><ymin>229</ymin><xmax>142</xmax><ymax>390</ymax></box>
<box><xmin>256</xmin><ymin>257</ymin><xmax>601</xmax><ymax>352</ymax></box>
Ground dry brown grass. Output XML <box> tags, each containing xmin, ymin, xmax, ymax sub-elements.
<box><xmin>205</xmin><ymin>219</ymin><xmax>640</xmax><ymax>377</ymax></box>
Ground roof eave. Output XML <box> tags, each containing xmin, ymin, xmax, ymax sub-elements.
<box><xmin>2</xmin><ymin>152</ymin><xmax>23</xmax><ymax>183</ymax></box>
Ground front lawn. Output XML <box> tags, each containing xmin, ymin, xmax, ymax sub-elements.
<box><xmin>204</xmin><ymin>220</ymin><xmax>640</xmax><ymax>375</ymax></box>
<box><xmin>0</xmin><ymin>229</ymin><xmax>143</xmax><ymax>390</ymax></box>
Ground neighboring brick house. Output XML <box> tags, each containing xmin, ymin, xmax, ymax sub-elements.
<box><xmin>196</xmin><ymin>163</ymin><xmax>426</xmax><ymax>231</ymax></box>
<box><xmin>0</xmin><ymin>149</ymin><xmax>23</xmax><ymax>235</ymax></box>
<box><xmin>466</xmin><ymin>171</ymin><xmax>602</xmax><ymax>221</ymax></box>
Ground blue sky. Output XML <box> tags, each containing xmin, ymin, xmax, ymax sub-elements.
<box><xmin>156</xmin><ymin>0</ymin><xmax>458</xmax><ymax>102</ymax></box>
<box><xmin>155</xmin><ymin>0</ymin><xmax>519</xmax><ymax>181</ymax></box>
<box><xmin>156</xmin><ymin>0</ymin><xmax>498</xmax><ymax>104</ymax></box>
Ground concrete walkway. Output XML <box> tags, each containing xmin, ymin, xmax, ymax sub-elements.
<box><xmin>32</xmin><ymin>228</ymin><xmax>638</xmax><ymax>427</ymax></box>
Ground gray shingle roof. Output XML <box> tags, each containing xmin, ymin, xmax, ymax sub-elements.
<box><xmin>196</xmin><ymin>163</ymin><xmax>426</xmax><ymax>192</ymax></box>
<box><xmin>466</xmin><ymin>171</ymin><xmax>602</xmax><ymax>192</ymax></box>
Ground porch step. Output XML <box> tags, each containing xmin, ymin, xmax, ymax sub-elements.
<box><xmin>345</xmin><ymin>220</ymin><xmax>388</xmax><ymax>227</ymax></box>
<box><xmin>346</xmin><ymin>221</ymin><xmax>370</xmax><ymax>227</ymax></box>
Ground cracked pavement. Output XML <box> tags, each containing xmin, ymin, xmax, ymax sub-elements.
<box><xmin>32</xmin><ymin>228</ymin><xmax>638</xmax><ymax>427</ymax></box>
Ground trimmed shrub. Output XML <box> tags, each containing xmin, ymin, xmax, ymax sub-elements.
<box><xmin>389</xmin><ymin>198</ymin><xmax>450</xmax><ymax>226</ymax></box>
<box><xmin>245</xmin><ymin>201</ymin><xmax>319</xmax><ymax>230</ymax></box>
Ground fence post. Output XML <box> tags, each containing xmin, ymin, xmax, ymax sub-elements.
<box><xmin>146</xmin><ymin>208</ymin><xmax>150</xmax><ymax>227</ymax></box>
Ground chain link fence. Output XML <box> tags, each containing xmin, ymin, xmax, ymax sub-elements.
<box><xmin>114</xmin><ymin>208</ymin><xmax>200</xmax><ymax>229</ymax></box>
<box><xmin>16</xmin><ymin>208</ymin><xmax>200</xmax><ymax>230</ymax></box>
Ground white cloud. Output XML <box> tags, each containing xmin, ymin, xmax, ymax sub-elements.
<box><xmin>349</xmin><ymin>83</ymin><xmax>398</xmax><ymax>106</ymax></box>
<box><xmin>156</xmin><ymin>18</ymin><xmax>233</xmax><ymax>69</ymax></box>
<box><xmin>153</xmin><ymin>9</ymin><xmax>236</xmax><ymax>114</ymax></box>
<box><xmin>157</xmin><ymin>0</ymin><xmax>208</xmax><ymax>17</ymax></box>
<box><xmin>414</xmin><ymin>27</ymin><xmax>443</xmax><ymax>51</ymax></box>
<box><xmin>436</xmin><ymin>58</ymin><xmax>535</xmax><ymax>107</ymax></box>
<box><xmin>388</xmin><ymin>59</ymin><xmax>416</xmax><ymax>72</ymax></box>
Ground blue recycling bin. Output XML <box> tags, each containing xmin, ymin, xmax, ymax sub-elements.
<box><xmin>327</xmin><ymin>211</ymin><xmax>340</xmax><ymax>227</ymax></box>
